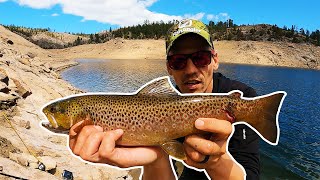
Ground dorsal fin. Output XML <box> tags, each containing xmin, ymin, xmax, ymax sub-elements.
<box><xmin>138</xmin><ymin>77</ymin><xmax>178</xmax><ymax>96</ymax></box>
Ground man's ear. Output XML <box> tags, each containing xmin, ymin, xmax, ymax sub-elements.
<box><xmin>212</xmin><ymin>51</ymin><xmax>219</xmax><ymax>70</ymax></box>
<box><xmin>166</xmin><ymin>61</ymin><xmax>173</xmax><ymax>75</ymax></box>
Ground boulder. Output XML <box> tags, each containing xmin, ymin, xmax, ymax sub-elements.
<box><xmin>0</xmin><ymin>92</ymin><xmax>19</xmax><ymax>109</ymax></box>
<box><xmin>0</xmin><ymin>68</ymin><xmax>9</xmax><ymax>85</ymax></box>
<box><xmin>0</xmin><ymin>136</ymin><xmax>21</xmax><ymax>158</ymax></box>
<box><xmin>0</xmin><ymin>81</ymin><xmax>10</xmax><ymax>93</ymax></box>
<box><xmin>7</xmin><ymin>40</ymin><xmax>14</xmax><ymax>45</ymax></box>
<box><xmin>39</xmin><ymin>156</ymin><xmax>57</xmax><ymax>171</ymax></box>
<box><xmin>11</xmin><ymin>78</ymin><xmax>32</xmax><ymax>98</ymax></box>
<box><xmin>26</xmin><ymin>52</ymin><xmax>36</xmax><ymax>59</ymax></box>
<box><xmin>9</xmin><ymin>152</ymin><xmax>38</xmax><ymax>167</ymax></box>
<box><xmin>18</xmin><ymin>58</ymin><xmax>31</xmax><ymax>66</ymax></box>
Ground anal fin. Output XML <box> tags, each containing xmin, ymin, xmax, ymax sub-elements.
<box><xmin>160</xmin><ymin>140</ymin><xmax>186</xmax><ymax>160</ymax></box>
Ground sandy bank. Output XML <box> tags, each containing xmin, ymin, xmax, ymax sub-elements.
<box><xmin>50</xmin><ymin>38</ymin><xmax>320</xmax><ymax>70</ymax></box>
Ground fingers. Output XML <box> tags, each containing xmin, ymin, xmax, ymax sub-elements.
<box><xmin>195</xmin><ymin>118</ymin><xmax>232</xmax><ymax>140</ymax></box>
<box><xmin>70</xmin><ymin>119</ymin><xmax>94</xmax><ymax>136</ymax></box>
<box><xmin>183</xmin><ymin>118</ymin><xmax>233</xmax><ymax>169</ymax></box>
<box><xmin>78</xmin><ymin>129</ymin><xmax>123</xmax><ymax>163</ymax></box>
<box><xmin>99</xmin><ymin>129</ymin><xmax>124</xmax><ymax>161</ymax></box>
<box><xmin>71</xmin><ymin>125</ymin><xmax>103</xmax><ymax>155</ymax></box>
<box><xmin>184</xmin><ymin>134</ymin><xmax>224</xmax><ymax>157</ymax></box>
<box><xmin>184</xmin><ymin>142</ymin><xmax>206</xmax><ymax>162</ymax></box>
<box><xmin>79</xmin><ymin>131</ymin><xmax>105</xmax><ymax>162</ymax></box>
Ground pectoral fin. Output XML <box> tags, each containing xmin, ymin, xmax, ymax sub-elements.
<box><xmin>160</xmin><ymin>140</ymin><xmax>186</xmax><ymax>160</ymax></box>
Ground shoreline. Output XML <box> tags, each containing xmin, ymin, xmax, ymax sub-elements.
<box><xmin>49</xmin><ymin>38</ymin><xmax>319</xmax><ymax>70</ymax></box>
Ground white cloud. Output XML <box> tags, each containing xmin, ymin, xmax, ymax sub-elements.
<box><xmin>183</xmin><ymin>12</ymin><xmax>205</xmax><ymax>20</ymax></box>
<box><xmin>0</xmin><ymin>0</ymin><xmax>8</xmax><ymax>2</ymax></box>
<box><xmin>17</xmin><ymin>0</ymin><xmax>58</xmax><ymax>9</ymax></box>
<box><xmin>51</xmin><ymin>13</ymin><xmax>59</xmax><ymax>16</ymax></box>
<box><xmin>207</xmin><ymin>13</ymin><xmax>230</xmax><ymax>22</ymax></box>
<box><xmin>8</xmin><ymin>0</ymin><xmax>228</xmax><ymax>27</ymax></box>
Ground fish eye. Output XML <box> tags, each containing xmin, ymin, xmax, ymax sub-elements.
<box><xmin>49</xmin><ymin>106</ymin><xmax>59</xmax><ymax>113</ymax></box>
<box><xmin>50</xmin><ymin>107</ymin><xmax>56</xmax><ymax>113</ymax></box>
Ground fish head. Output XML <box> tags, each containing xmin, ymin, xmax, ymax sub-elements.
<box><xmin>42</xmin><ymin>99</ymin><xmax>72</xmax><ymax>131</ymax></box>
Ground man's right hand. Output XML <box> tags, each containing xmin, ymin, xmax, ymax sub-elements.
<box><xmin>68</xmin><ymin>120</ymin><xmax>163</xmax><ymax>168</ymax></box>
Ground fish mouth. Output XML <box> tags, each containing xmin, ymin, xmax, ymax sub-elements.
<box><xmin>43</xmin><ymin>111</ymin><xmax>59</xmax><ymax>129</ymax></box>
<box><xmin>41</xmin><ymin>121</ymin><xmax>69</xmax><ymax>134</ymax></box>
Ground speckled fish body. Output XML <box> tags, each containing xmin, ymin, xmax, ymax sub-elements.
<box><xmin>42</xmin><ymin>76</ymin><xmax>286</xmax><ymax>158</ymax></box>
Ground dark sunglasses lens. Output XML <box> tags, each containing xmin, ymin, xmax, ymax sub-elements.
<box><xmin>192</xmin><ymin>51</ymin><xmax>211</xmax><ymax>67</ymax></box>
<box><xmin>168</xmin><ymin>55</ymin><xmax>187</xmax><ymax>70</ymax></box>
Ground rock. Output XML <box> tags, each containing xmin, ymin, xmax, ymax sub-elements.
<box><xmin>0</xmin><ymin>81</ymin><xmax>10</xmax><ymax>93</ymax></box>
<box><xmin>9</xmin><ymin>153</ymin><xmax>38</xmax><ymax>167</ymax></box>
<box><xmin>11</xmin><ymin>78</ymin><xmax>32</xmax><ymax>98</ymax></box>
<box><xmin>0</xmin><ymin>54</ymin><xmax>3</xmax><ymax>57</ymax></box>
<box><xmin>18</xmin><ymin>58</ymin><xmax>31</xmax><ymax>66</ymax></box>
<box><xmin>29</xmin><ymin>162</ymin><xmax>39</xmax><ymax>169</ymax></box>
<box><xmin>0</xmin><ymin>92</ymin><xmax>19</xmax><ymax>109</ymax></box>
<box><xmin>0</xmin><ymin>136</ymin><xmax>21</xmax><ymax>158</ymax></box>
<box><xmin>7</xmin><ymin>40</ymin><xmax>14</xmax><ymax>45</ymax></box>
<box><xmin>18</xmin><ymin>120</ymin><xmax>31</xmax><ymax>129</ymax></box>
<box><xmin>39</xmin><ymin>156</ymin><xmax>57</xmax><ymax>171</ymax></box>
<box><xmin>42</xmin><ymin>64</ymin><xmax>52</xmax><ymax>73</ymax></box>
<box><xmin>0</xmin><ymin>68</ymin><xmax>9</xmax><ymax>85</ymax></box>
<box><xmin>26</xmin><ymin>52</ymin><xmax>36</xmax><ymax>59</ymax></box>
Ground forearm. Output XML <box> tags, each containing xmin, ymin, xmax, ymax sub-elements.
<box><xmin>142</xmin><ymin>155</ymin><xmax>176</xmax><ymax>180</ymax></box>
<box><xmin>206</xmin><ymin>153</ymin><xmax>245</xmax><ymax>180</ymax></box>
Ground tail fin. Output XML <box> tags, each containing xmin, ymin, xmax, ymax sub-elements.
<box><xmin>240</xmin><ymin>92</ymin><xmax>286</xmax><ymax>145</ymax></box>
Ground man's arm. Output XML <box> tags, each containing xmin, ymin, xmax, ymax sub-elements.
<box><xmin>143</xmin><ymin>154</ymin><xmax>176</xmax><ymax>180</ymax></box>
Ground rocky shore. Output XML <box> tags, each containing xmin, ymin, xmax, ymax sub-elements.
<box><xmin>0</xmin><ymin>25</ymin><xmax>140</xmax><ymax>179</ymax></box>
<box><xmin>0</xmin><ymin>24</ymin><xmax>319</xmax><ymax>179</ymax></box>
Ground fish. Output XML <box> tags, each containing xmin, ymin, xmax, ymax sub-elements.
<box><xmin>41</xmin><ymin>76</ymin><xmax>286</xmax><ymax>160</ymax></box>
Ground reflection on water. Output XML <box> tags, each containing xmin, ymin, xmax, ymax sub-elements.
<box><xmin>62</xmin><ymin>59</ymin><xmax>320</xmax><ymax>179</ymax></box>
<box><xmin>63</xmin><ymin>59</ymin><xmax>167</xmax><ymax>92</ymax></box>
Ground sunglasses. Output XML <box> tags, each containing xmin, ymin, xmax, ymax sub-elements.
<box><xmin>167</xmin><ymin>50</ymin><xmax>214</xmax><ymax>70</ymax></box>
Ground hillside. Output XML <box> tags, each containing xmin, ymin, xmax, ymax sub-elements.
<box><xmin>50</xmin><ymin>38</ymin><xmax>319</xmax><ymax>70</ymax></box>
<box><xmin>0</xmin><ymin>25</ymin><xmax>139</xmax><ymax>179</ymax></box>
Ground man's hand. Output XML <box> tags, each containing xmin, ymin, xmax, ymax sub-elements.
<box><xmin>68</xmin><ymin>120</ymin><xmax>162</xmax><ymax>168</ymax></box>
<box><xmin>183</xmin><ymin>118</ymin><xmax>245</xmax><ymax>179</ymax></box>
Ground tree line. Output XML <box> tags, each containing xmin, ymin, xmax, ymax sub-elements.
<box><xmin>112</xmin><ymin>19</ymin><xmax>320</xmax><ymax>46</ymax></box>
<box><xmin>3</xmin><ymin>19</ymin><xmax>320</xmax><ymax>49</ymax></box>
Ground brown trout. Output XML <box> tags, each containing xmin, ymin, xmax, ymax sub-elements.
<box><xmin>41</xmin><ymin>76</ymin><xmax>286</xmax><ymax>159</ymax></box>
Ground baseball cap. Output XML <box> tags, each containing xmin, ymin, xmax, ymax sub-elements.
<box><xmin>165</xmin><ymin>19</ymin><xmax>213</xmax><ymax>54</ymax></box>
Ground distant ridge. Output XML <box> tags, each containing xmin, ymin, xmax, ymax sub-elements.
<box><xmin>2</xmin><ymin>19</ymin><xmax>320</xmax><ymax>49</ymax></box>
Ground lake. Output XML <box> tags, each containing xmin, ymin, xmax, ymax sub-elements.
<box><xmin>61</xmin><ymin>59</ymin><xmax>320</xmax><ymax>179</ymax></box>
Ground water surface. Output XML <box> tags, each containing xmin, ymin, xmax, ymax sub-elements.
<box><xmin>62</xmin><ymin>59</ymin><xmax>320</xmax><ymax>179</ymax></box>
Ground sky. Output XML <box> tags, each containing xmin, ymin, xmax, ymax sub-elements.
<box><xmin>0</xmin><ymin>0</ymin><xmax>319</xmax><ymax>34</ymax></box>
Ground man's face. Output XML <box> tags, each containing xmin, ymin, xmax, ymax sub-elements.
<box><xmin>166</xmin><ymin>34</ymin><xmax>219</xmax><ymax>93</ymax></box>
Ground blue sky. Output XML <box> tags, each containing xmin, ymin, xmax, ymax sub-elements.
<box><xmin>0</xmin><ymin>0</ymin><xmax>319</xmax><ymax>34</ymax></box>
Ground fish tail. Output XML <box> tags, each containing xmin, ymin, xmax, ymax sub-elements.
<box><xmin>239</xmin><ymin>92</ymin><xmax>286</xmax><ymax>145</ymax></box>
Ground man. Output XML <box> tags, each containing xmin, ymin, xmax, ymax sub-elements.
<box><xmin>69</xmin><ymin>19</ymin><xmax>260</xmax><ymax>180</ymax></box>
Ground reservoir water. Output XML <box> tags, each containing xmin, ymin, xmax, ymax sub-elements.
<box><xmin>61</xmin><ymin>59</ymin><xmax>320</xmax><ymax>179</ymax></box>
